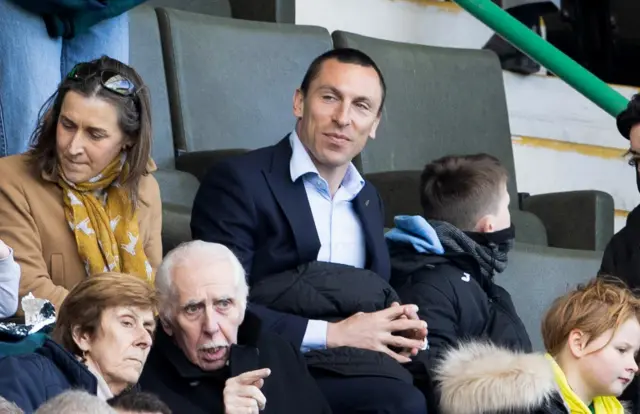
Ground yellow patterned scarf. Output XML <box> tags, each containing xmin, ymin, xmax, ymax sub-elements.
<box><xmin>545</xmin><ymin>354</ymin><xmax>624</xmax><ymax>414</ymax></box>
<box><xmin>59</xmin><ymin>153</ymin><xmax>153</xmax><ymax>283</ymax></box>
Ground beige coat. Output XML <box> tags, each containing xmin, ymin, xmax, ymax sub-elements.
<box><xmin>0</xmin><ymin>154</ymin><xmax>162</xmax><ymax>312</ymax></box>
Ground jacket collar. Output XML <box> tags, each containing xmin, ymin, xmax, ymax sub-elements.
<box><xmin>388</xmin><ymin>241</ymin><xmax>489</xmax><ymax>290</ymax></box>
<box><xmin>352</xmin><ymin>187</ymin><xmax>385</xmax><ymax>276</ymax></box>
<box><xmin>264</xmin><ymin>136</ymin><xmax>321</xmax><ymax>265</ymax></box>
<box><xmin>156</xmin><ymin>310</ymin><xmax>263</xmax><ymax>381</ymax></box>
<box><xmin>86</xmin><ymin>363</ymin><xmax>114</xmax><ymax>399</ymax></box>
<box><xmin>288</xmin><ymin>129</ymin><xmax>364</xmax><ymax>199</ymax></box>
<box><xmin>436</xmin><ymin>342</ymin><xmax>566</xmax><ymax>414</ymax></box>
<box><xmin>264</xmin><ymin>136</ymin><xmax>384</xmax><ymax>276</ymax></box>
<box><xmin>37</xmin><ymin>338</ymin><xmax>98</xmax><ymax>392</ymax></box>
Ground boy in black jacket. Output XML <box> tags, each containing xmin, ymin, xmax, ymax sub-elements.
<box><xmin>386</xmin><ymin>154</ymin><xmax>532</xmax><ymax>368</ymax></box>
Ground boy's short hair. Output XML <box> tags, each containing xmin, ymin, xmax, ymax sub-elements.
<box><xmin>108</xmin><ymin>391</ymin><xmax>171</xmax><ymax>414</ymax></box>
<box><xmin>420</xmin><ymin>153</ymin><xmax>508</xmax><ymax>230</ymax></box>
<box><xmin>542</xmin><ymin>277</ymin><xmax>640</xmax><ymax>356</ymax></box>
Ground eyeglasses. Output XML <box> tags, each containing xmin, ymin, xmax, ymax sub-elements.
<box><xmin>67</xmin><ymin>63</ymin><xmax>137</xmax><ymax>97</ymax></box>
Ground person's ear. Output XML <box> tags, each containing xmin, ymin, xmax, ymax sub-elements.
<box><xmin>293</xmin><ymin>89</ymin><xmax>305</xmax><ymax>120</ymax></box>
<box><xmin>159</xmin><ymin>315</ymin><xmax>174</xmax><ymax>337</ymax></box>
<box><xmin>369</xmin><ymin>116</ymin><xmax>381</xmax><ymax>139</ymax></box>
<box><xmin>121</xmin><ymin>137</ymin><xmax>134</xmax><ymax>152</ymax></box>
<box><xmin>568</xmin><ymin>329</ymin><xmax>589</xmax><ymax>358</ymax></box>
<box><xmin>474</xmin><ymin>215</ymin><xmax>495</xmax><ymax>233</ymax></box>
<box><xmin>72</xmin><ymin>325</ymin><xmax>92</xmax><ymax>353</ymax></box>
<box><xmin>238</xmin><ymin>309</ymin><xmax>246</xmax><ymax>326</ymax></box>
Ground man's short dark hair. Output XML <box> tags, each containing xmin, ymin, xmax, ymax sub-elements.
<box><xmin>617</xmin><ymin>94</ymin><xmax>640</xmax><ymax>140</ymax></box>
<box><xmin>300</xmin><ymin>48</ymin><xmax>386</xmax><ymax>115</ymax></box>
<box><xmin>420</xmin><ymin>154</ymin><xmax>508</xmax><ymax>231</ymax></box>
<box><xmin>108</xmin><ymin>391</ymin><xmax>171</xmax><ymax>414</ymax></box>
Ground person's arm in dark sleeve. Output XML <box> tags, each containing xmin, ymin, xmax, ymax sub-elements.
<box><xmin>398</xmin><ymin>276</ymin><xmax>460</xmax><ymax>365</ymax></box>
<box><xmin>599</xmin><ymin>231</ymin><xmax>624</xmax><ymax>277</ymax></box>
<box><xmin>191</xmin><ymin>161</ymin><xmax>258</xmax><ymax>268</ymax></box>
<box><xmin>598</xmin><ymin>228</ymin><xmax>640</xmax><ymax>289</ymax></box>
<box><xmin>400</xmin><ymin>276</ymin><xmax>460</xmax><ymax>414</ymax></box>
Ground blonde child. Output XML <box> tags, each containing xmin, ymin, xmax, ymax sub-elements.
<box><xmin>435</xmin><ymin>277</ymin><xmax>640</xmax><ymax>414</ymax></box>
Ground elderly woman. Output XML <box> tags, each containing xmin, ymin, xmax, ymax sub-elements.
<box><xmin>0</xmin><ymin>272</ymin><xmax>157</xmax><ymax>412</ymax></box>
<box><xmin>0</xmin><ymin>56</ymin><xmax>161</xmax><ymax>311</ymax></box>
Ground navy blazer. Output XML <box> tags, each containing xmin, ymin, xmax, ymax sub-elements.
<box><xmin>191</xmin><ymin>136</ymin><xmax>391</xmax><ymax>346</ymax></box>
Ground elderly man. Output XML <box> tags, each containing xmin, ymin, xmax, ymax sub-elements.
<box><xmin>138</xmin><ymin>241</ymin><xmax>331</xmax><ymax>414</ymax></box>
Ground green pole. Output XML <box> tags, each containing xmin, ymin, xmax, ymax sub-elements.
<box><xmin>453</xmin><ymin>0</ymin><xmax>629</xmax><ymax>117</ymax></box>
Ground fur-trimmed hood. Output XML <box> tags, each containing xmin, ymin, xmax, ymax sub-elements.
<box><xmin>434</xmin><ymin>342</ymin><xmax>566</xmax><ymax>414</ymax></box>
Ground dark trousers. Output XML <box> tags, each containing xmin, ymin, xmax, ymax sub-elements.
<box><xmin>313</xmin><ymin>372</ymin><xmax>427</xmax><ymax>414</ymax></box>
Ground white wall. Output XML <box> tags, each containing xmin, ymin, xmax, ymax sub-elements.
<box><xmin>296</xmin><ymin>0</ymin><xmax>640</xmax><ymax>231</ymax></box>
<box><xmin>296</xmin><ymin>0</ymin><xmax>494</xmax><ymax>48</ymax></box>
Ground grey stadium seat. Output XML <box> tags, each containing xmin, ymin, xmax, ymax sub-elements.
<box><xmin>129</xmin><ymin>5</ymin><xmax>202</xmax><ymax>254</ymax></box>
<box><xmin>495</xmin><ymin>243</ymin><xmax>603</xmax><ymax>351</ymax></box>
<box><xmin>155</xmin><ymin>8</ymin><xmax>332</xmax><ymax>176</ymax></box>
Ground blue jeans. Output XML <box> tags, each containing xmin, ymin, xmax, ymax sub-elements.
<box><xmin>0</xmin><ymin>0</ymin><xmax>129</xmax><ymax>157</ymax></box>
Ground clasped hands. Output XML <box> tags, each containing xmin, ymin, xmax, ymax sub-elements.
<box><xmin>327</xmin><ymin>301</ymin><xmax>428</xmax><ymax>363</ymax></box>
<box><xmin>223</xmin><ymin>302</ymin><xmax>427</xmax><ymax>412</ymax></box>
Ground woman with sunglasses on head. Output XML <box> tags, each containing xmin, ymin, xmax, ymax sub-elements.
<box><xmin>0</xmin><ymin>56</ymin><xmax>161</xmax><ymax>312</ymax></box>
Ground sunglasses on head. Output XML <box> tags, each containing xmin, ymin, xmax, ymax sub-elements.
<box><xmin>67</xmin><ymin>63</ymin><xmax>137</xmax><ymax>97</ymax></box>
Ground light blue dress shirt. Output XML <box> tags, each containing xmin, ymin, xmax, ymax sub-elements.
<box><xmin>288</xmin><ymin>131</ymin><xmax>366</xmax><ymax>352</ymax></box>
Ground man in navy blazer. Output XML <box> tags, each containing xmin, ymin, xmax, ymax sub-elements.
<box><xmin>191</xmin><ymin>48</ymin><xmax>428</xmax><ymax>414</ymax></box>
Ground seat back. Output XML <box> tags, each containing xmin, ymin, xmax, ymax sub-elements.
<box><xmin>146</xmin><ymin>0</ymin><xmax>231</xmax><ymax>16</ymax></box>
<box><xmin>366</xmin><ymin>170</ymin><xmax>548</xmax><ymax>245</ymax></box>
<box><xmin>153</xmin><ymin>169</ymin><xmax>200</xmax><ymax>255</ymax></box>
<box><xmin>129</xmin><ymin>5</ymin><xmax>175</xmax><ymax>169</ymax></box>
<box><xmin>228</xmin><ymin>0</ymin><xmax>295</xmax><ymax>23</ymax></box>
<box><xmin>495</xmin><ymin>243</ymin><xmax>603</xmax><ymax>351</ymax></box>
<box><xmin>331</xmin><ymin>31</ymin><xmax>519</xmax><ymax>200</ymax></box>
<box><xmin>130</xmin><ymin>6</ymin><xmax>200</xmax><ymax>254</ymax></box>
<box><xmin>332</xmin><ymin>31</ymin><xmax>553</xmax><ymax>245</ymax></box>
<box><xmin>157</xmin><ymin>8</ymin><xmax>333</xmax><ymax>153</ymax></box>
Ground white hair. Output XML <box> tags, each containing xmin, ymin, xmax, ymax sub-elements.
<box><xmin>35</xmin><ymin>390</ymin><xmax>115</xmax><ymax>414</ymax></box>
<box><xmin>0</xmin><ymin>396</ymin><xmax>24</xmax><ymax>414</ymax></box>
<box><xmin>156</xmin><ymin>241</ymin><xmax>249</xmax><ymax>321</ymax></box>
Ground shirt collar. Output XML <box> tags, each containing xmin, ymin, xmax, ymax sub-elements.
<box><xmin>288</xmin><ymin>130</ymin><xmax>365</xmax><ymax>197</ymax></box>
<box><xmin>289</xmin><ymin>129</ymin><xmax>319</xmax><ymax>183</ymax></box>
<box><xmin>86</xmin><ymin>364</ymin><xmax>114</xmax><ymax>400</ymax></box>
